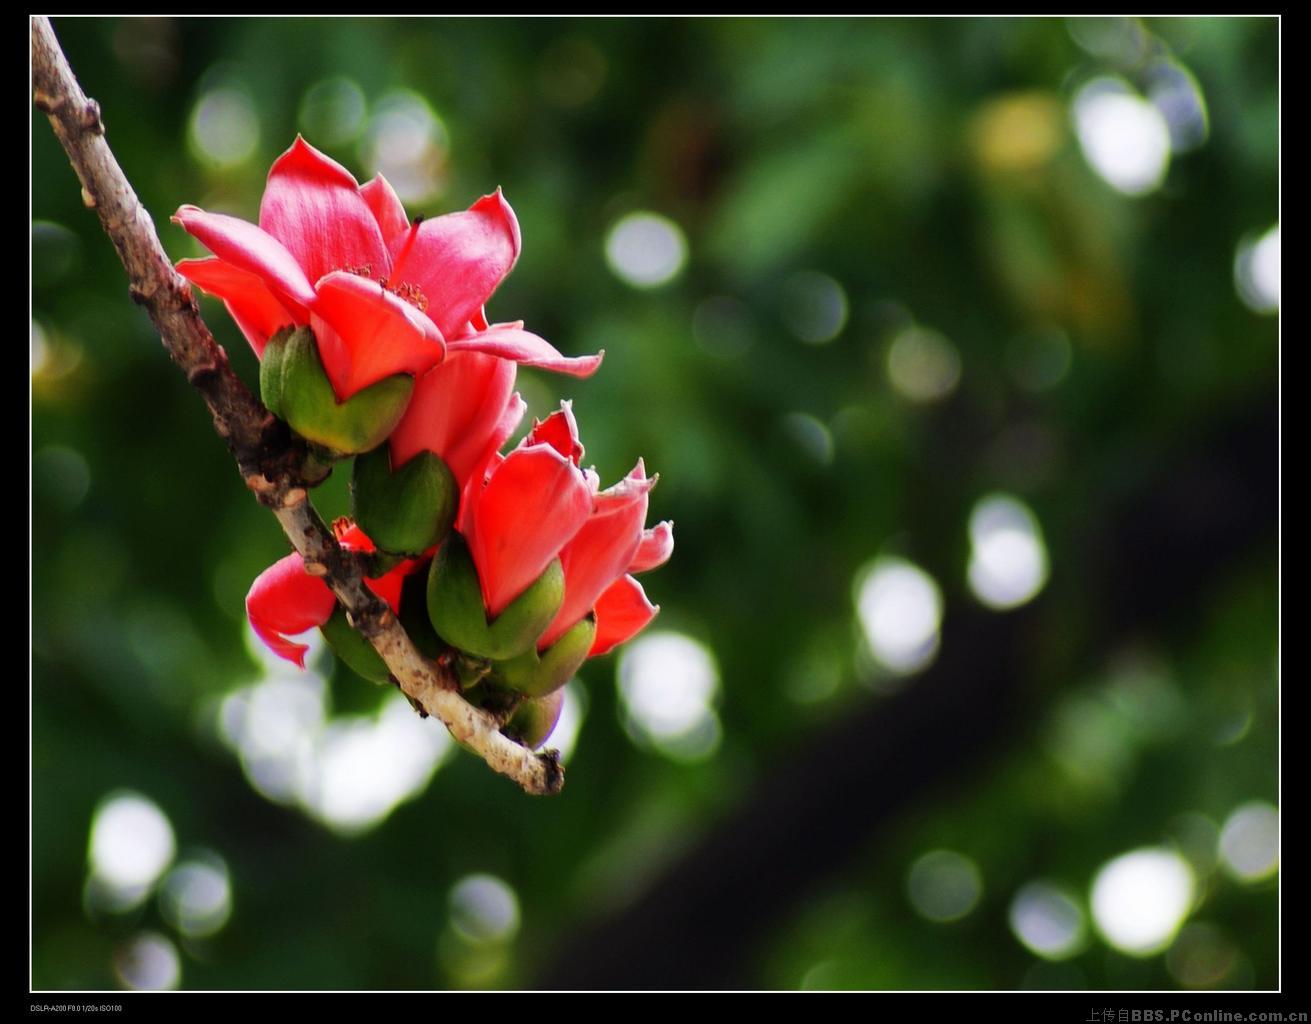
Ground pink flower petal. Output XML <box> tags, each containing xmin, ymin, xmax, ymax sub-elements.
<box><xmin>173</xmin><ymin>204</ymin><xmax>316</xmax><ymax>315</ymax></box>
<box><xmin>458</xmin><ymin>408</ymin><xmax>520</xmax><ymax>542</ymax></box>
<box><xmin>447</xmin><ymin>323</ymin><xmax>604</xmax><ymax>378</ymax></box>
<box><xmin>538</xmin><ymin>464</ymin><xmax>654</xmax><ymax>651</ymax></box>
<box><xmin>589</xmin><ymin>575</ymin><xmax>659</xmax><ymax>658</ymax></box>
<box><xmin>359</xmin><ymin>173</ymin><xmax>410</xmax><ymax>247</ymax></box>
<box><xmin>525</xmin><ymin>402</ymin><xmax>583</xmax><ymax>465</ymax></box>
<box><xmin>629</xmin><ymin>521</ymin><xmax>675</xmax><ymax>574</ymax></box>
<box><xmin>246</xmin><ymin>552</ymin><xmax>338</xmax><ymax>668</ymax></box>
<box><xmin>309</xmin><ymin>270</ymin><xmax>446</xmax><ymax>400</ymax></box>
<box><xmin>470</xmin><ymin>444</ymin><xmax>591</xmax><ymax>617</ymax></box>
<box><xmin>387</xmin><ymin>351</ymin><xmax>518</xmax><ymax>487</ymax></box>
<box><xmin>259</xmin><ymin>136</ymin><xmax>391</xmax><ymax>287</ymax></box>
<box><xmin>177</xmin><ymin>256</ymin><xmax>298</xmax><ymax>357</ymax></box>
<box><xmin>390</xmin><ymin>188</ymin><xmax>521</xmax><ymax>338</ymax></box>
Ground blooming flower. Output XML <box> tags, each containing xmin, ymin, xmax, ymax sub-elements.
<box><xmin>433</xmin><ymin>404</ymin><xmax>671</xmax><ymax>697</ymax></box>
<box><xmin>531</xmin><ymin>410</ymin><xmax>674</xmax><ymax>658</ymax></box>
<box><xmin>459</xmin><ymin>405</ymin><xmax>594</xmax><ymax>619</ymax></box>
<box><xmin>174</xmin><ymin>136</ymin><xmax>600</xmax><ymax>402</ymax></box>
<box><xmin>246</xmin><ymin>520</ymin><xmax>420</xmax><ymax>668</ymax></box>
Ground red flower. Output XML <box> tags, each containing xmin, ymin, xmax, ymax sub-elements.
<box><xmin>174</xmin><ymin>136</ymin><xmax>600</xmax><ymax>401</ymax></box>
<box><xmin>246</xmin><ymin>521</ymin><xmax>420</xmax><ymax>668</ymax></box>
<box><xmin>458</xmin><ymin>405</ymin><xmax>594</xmax><ymax>618</ymax></box>
<box><xmin>531</xmin><ymin>416</ymin><xmax>674</xmax><ymax>657</ymax></box>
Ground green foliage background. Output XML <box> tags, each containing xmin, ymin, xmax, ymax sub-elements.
<box><xmin>32</xmin><ymin>16</ymin><xmax>1278</xmax><ymax>991</ymax></box>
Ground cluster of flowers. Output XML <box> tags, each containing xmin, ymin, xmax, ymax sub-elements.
<box><xmin>176</xmin><ymin>137</ymin><xmax>672</xmax><ymax>750</ymax></box>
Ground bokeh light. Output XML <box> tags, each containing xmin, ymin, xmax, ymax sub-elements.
<box><xmin>219</xmin><ymin>631</ymin><xmax>452</xmax><ymax>834</ymax></box>
<box><xmin>34</xmin><ymin>444</ymin><xmax>91</xmax><ymax>512</ymax></box>
<box><xmin>361</xmin><ymin>90</ymin><xmax>448</xmax><ymax>204</ymax></box>
<box><xmin>907</xmin><ymin>850</ymin><xmax>983</xmax><ymax>923</ymax></box>
<box><xmin>114</xmin><ymin>932</ymin><xmax>181</xmax><ymax>991</ymax></box>
<box><xmin>1146</xmin><ymin>58</ymin><xmax>1209</xmax><ymax>154</ymax></box>
<box><xmin>1072</xmin><ymin>78</ymin><xmax>1171</xmax><ymax>196</ymax></box>
<box><xmin>299</xmin><ymin>77</ymin><xmax>368</xmax><ymax>148</ymax></box>
<box><xmin>449</xmin><ymin>874</ymin><xmax>520</xmax><ymax>944</ymax></box>
<box><xmin>1090</xmin><ymin>848</ymin><xmax>1194</xmax><ymax>956</ymax></box>
<box><xmin>1217</xmin><ymin>801</ymin><xmax>1278</xmax><ymax>883</ymax></box>
<box><xmin>618</xmin><ymin>631</ymin><xmax>721</xmax><ymax>761</ymax></box>
<box><xmin>1234</xmin><ymin>225</ymin><xmax>1280</xmax><ymax>315</ymax></box>
<box><xmin>781</xmin><ymin>271</ymin><xmax>848</xmax><ymax>345</ymax></box>
<box><xmin>854</xmin><ymin>557</ymin><xmax>943</xmax><ymax>674</ymax></box>
<box><xmin>188</xmin><ymin>82</ymin><xmax>259</xmax><ymax>169</ymax></box>
<box><xmin>87</xmin><ymin>792</ymin><xmax>176</xmax><ymax>912</ymax></box>
<box><xmin>605</xmin><ymin>212</ymin><xmax>688</xmax><ymax>288</ymax></box>
<box><xmin>782</xmin><ymin>411</ymin><xmax>835</xmax><ymax>465</ymax></box>
<box><xmin>967</xmin><ymin>493</ymin><xmax>1049</xmax><ymax>610</ymax></box>
<box><xmin>1009</xmin><ymin>881</ymin><xmax>1086</xmax><ymax>960</ymax></box>
<box><xmin>886</xmin><ymin>325</ymin><xmax>961</xmax><ymax>403</ymax></box>
<box><xmin>160</xmin><ymin>851</ymin><xmax>232</xmax><ymax>939</ymax></box>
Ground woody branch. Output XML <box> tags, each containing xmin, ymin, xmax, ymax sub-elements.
<box><xmin>30</xmin><ymin>15</ymin><xmax>563</xmax><ymax>797</ymax></box>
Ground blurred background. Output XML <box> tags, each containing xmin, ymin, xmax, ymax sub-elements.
<box><xmin>31</xmin><ymin>16</ymin><xmax>1278</xmax><ymax>991</ymax></box>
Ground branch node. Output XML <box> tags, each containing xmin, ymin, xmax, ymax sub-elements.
<box><xmin>303</xmin><ymin>561</ymin><xmax>330</xmax><ymax>578</ymax></box>
<box><xmin>186</xmin><ymin>362</ymin><xmax>220</xmax><ymax>388</ymax></box>
<box><xmin>80</xmin><ymin>186</ymin><xmax>96</xmax><ymax>209</ymax></box>
<box><xmin>80</xmin><ymin>98</ymin><xmax>103</xmax><ymax>133</ymax></box>
<box><xmin>280</xmin><ymin>487</ymin><xmax>307</xmax><ymax>508</ymax></box>
<box><xmin>32</xmin><ymin>89</ymin><xmax>65</xmax><ymax>115</ymax></box>
<box><xmin>128</xmin><ymin>280</ymin><xmax>162</xmax><ymax>306</ymax></box>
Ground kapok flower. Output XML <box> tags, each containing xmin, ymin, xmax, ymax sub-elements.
<box><xmin>460</xmin><ymin>405</ymin><xmax>594</xmax><ymax>619</ymax></box>
<box><xmin>527</xmin><ymin>408</ymin><xmax>673</xmax><ymax>659</ymax></box>
<box><xmin>435</xmin><ymin>404</ymin><xmax>672</xmax><ymax>699</ymax></box>
<box><xmin>246</xmin><ymin>520</ymin><xmax>420</xmax><ymax>669</ymax></box>
<box><xmin>174</xmin><ymin>136</ymin><xmax>600</xmax><ymax>403</ymax></box>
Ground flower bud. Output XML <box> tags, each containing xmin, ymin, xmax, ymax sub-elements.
<box><xmin>491</xmin><ymin>614</ymin><xmax>595</xmax><ymax>699</ymax></box>
<box><xmin>426</xmin><ymin>533</ymin><xmax>563</xmax><ymax>661</ymax></box>
<box><xmin>262</xmin><ymin>326</ymin><xmax>414</xmax><ymax>457</ymax></box>
<box><xmin>351</xmin><ymin>446</ymin><xmax>457</xmax><ymax>557</ymax></box>
<box><xmin>319</xmin><ymin>606</ymin><xmax>391</xmax><ymax>685</ymax></box>
<box><xmin>500</xmin><ymin>689</ymin><xmax>566</xmax><ymax>750</ymax></box>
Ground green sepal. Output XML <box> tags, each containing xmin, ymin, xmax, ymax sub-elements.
<box><xmin>259</xmin><ymin>327</ymin><xmax>290</xmax><ymax>417</ymax></box>
<box><xmin>351</xmin><ymin>447</ymin><xmax>457</xmax><ymax>557</ymax></box>
<box><xmin>320</xmin><ymin>606</ymin><xmax>390</xmax><ymax>685</ymax></box>
<box><xmin>501</xmin><ymin>690</ymin><xmax>566</xmax><ymax>750</ymax></box>
<box><xmin>490</xmin><ymin>614</ymin><xmax>595</xmax><ymax>698</ymax></box>
<box><xmin>273</xmin><ymin>326</ymin><xmax>414</xmax><ymax>457</ymax></box>
<box><xmin>426</xmin><ymin>534</ymin><xmax>564</xmax><ymax>661</ymax></box>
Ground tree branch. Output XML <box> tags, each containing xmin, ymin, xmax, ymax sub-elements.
<box><xmin>31</xmin><ymin>15</ymin><xmax>563</xmax><ymax>797</ymax></box>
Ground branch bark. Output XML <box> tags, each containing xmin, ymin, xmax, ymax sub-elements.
<box><xmin>31</xmin><ymin>15</ymin><xmax>563</xmax><ymax>797</ymax></box>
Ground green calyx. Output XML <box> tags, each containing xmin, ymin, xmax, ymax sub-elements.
<box><xmin>320</xmin><ymin>605</ymin><xmax>390</xmax><ymax>685</ymax></box>
<box><xmin>490</xmin><ymin>614</ymin><xmax>595</xmax><ymax>699</ymax></box>
<box><xmin>351</xmin><ymin>446</ymin><xmax>457</xmax><ymax>557</ymax></box>
<box><xmin>500</xmin><ymin>690</ymin><xmax>566</xmax><ymax>751</ymax></box>
<box><xmin>426</xmin><ymin>533</ymin><xmax>564</xmax><ymax>661</ymax></box>
<box><xmin>260</xmin><ymin>326</ymin><xmax>414</xmax><ymax>457</ymax></box>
